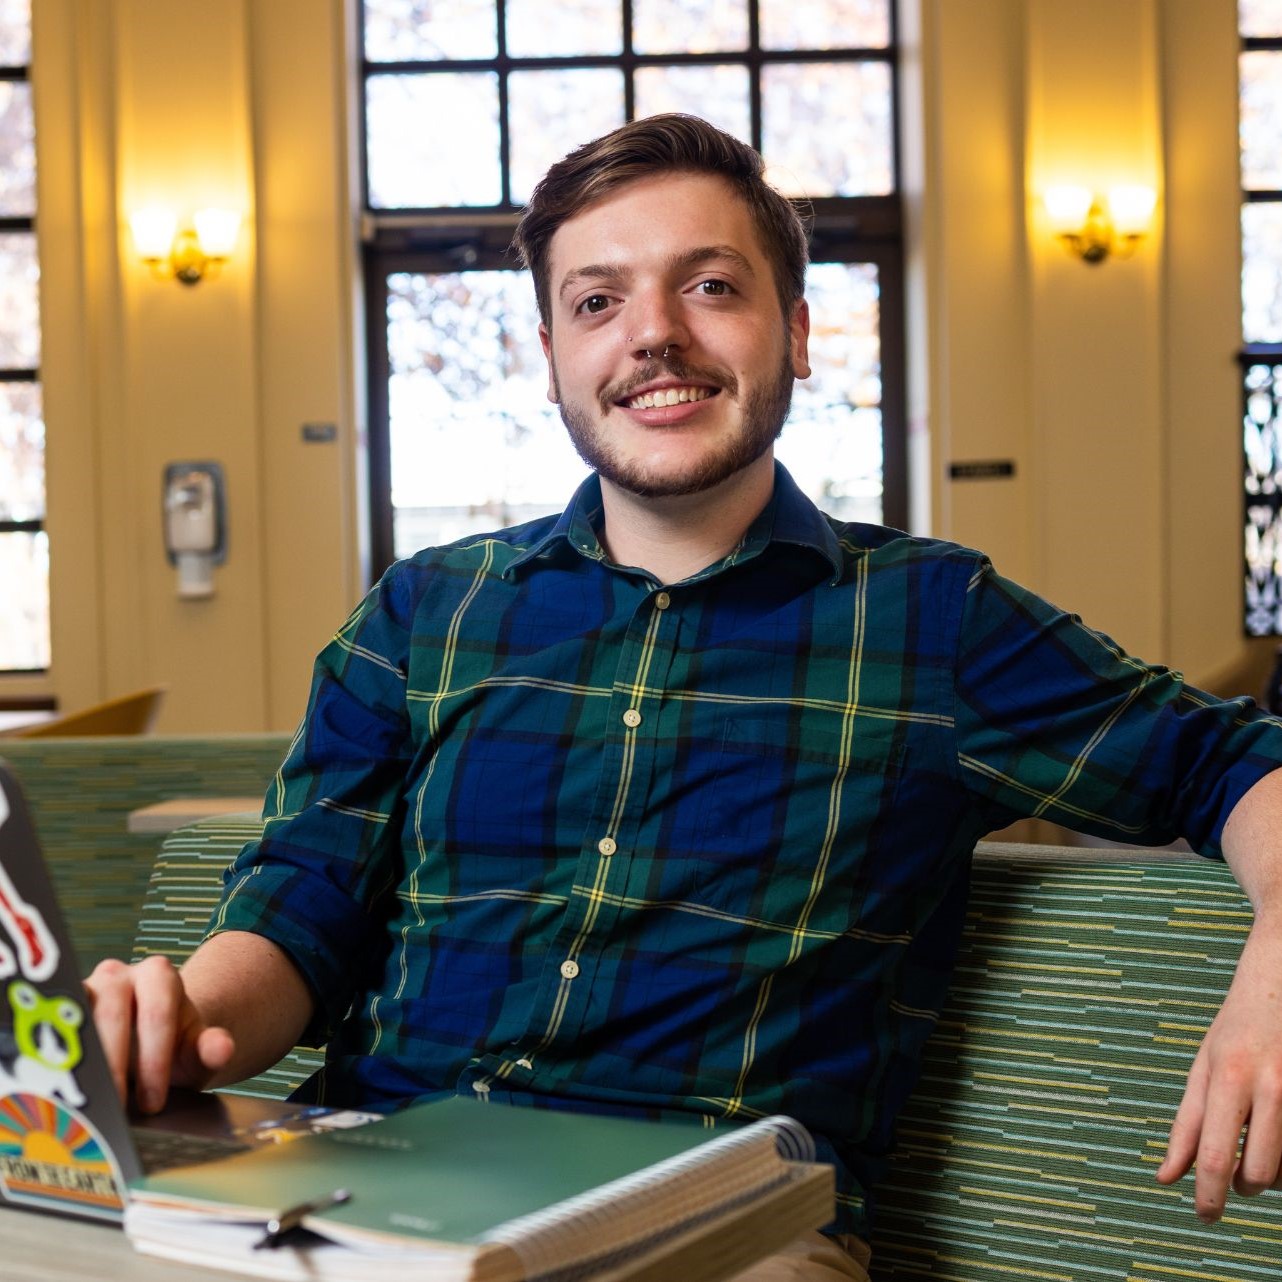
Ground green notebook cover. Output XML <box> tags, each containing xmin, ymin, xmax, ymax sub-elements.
<box><xmin>130</xmin><ymin>1096</ymin><xmax>739</xmax><ymax>1246</ymax></box>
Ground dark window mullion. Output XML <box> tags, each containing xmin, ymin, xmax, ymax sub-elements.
<box><xmin>363</xmin><ymin>49</ymin><xmax>897</xmax><ymax>77</ymax></box>
<box><xmin>748</xmin><ymin>0</ymin><xmax>762</xmax><ymax>151</ymax></box>
<box><xmin>497</xmin><ymin>0</ymin><xmax>512</xmax><ymax>206</ymax></box>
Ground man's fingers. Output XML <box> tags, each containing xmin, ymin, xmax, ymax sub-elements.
<box><xmin>1157</xmin><ymin>1054</ymin><xmax>1208</xmax><ymax>1186</ymax></box>
<box><xmin>83</xmin><ymin>958</ymin><xmax>136</xmax><ymax>1106</ymax></box>
<box><xmin>176</xmin><ymin>1025</ymin><xmax>236</xmax><ymax>1087</ymax></box>
<box><xmin>1191</xmin><ymin>1072</ymin><xmax>1253</xmax><ymax>1222</ymax></box>
<box><xmin>1234</xmin><ymin>1083</ymin><xmax>1282</xmax><ymax>1196</ymax></box>
<box><xmin>130</xmin><ymin>955</ymin><xmax>184</xmax><ymax>1114</ymax></box>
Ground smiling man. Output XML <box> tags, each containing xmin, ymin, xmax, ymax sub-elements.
<box><xmin>88</xmin><ymin>116</ymin><xmax>1282</xmax><ymax>1281</ymax></box>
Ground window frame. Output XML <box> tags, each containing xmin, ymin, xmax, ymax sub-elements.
<box><xmin>0</xmin><ymin>43</ymin><xmax>47</xmax><ymax>674</ymax></box>
<box><xmin>359</xmin><ymin>1</ymin><xmax>907</xmax><ymax>579</ymax></box>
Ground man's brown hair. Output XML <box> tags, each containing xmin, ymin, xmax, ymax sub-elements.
<box><xmin>513</xmin><ymin>113</ymin><xmax>809</xmax><ymax>327</ymax></box>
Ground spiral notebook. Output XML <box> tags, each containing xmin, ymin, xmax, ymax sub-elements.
<box><xmin>125</xmin><ymin>1095</ymin><xmax>834</xmax><ymax>1282</ymax></box>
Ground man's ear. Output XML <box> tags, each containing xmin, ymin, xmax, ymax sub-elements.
<box><xmin>539</xmin><ymin>322</ymin><xmax>559</xmax><ymax>403</ymax></box>
<box><xmin>789</xmin><ymin>299</ymin><xmax>811</xmax><ymax>381</ymax></box>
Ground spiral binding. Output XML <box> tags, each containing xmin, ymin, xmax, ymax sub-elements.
<box><xmin>481</xmin><ymin>1115</ymin><xmax>815</xmax><ymax>1281</ymax></box>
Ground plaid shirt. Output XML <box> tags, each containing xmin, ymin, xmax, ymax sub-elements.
<box><xmin>212</xmin><ymin>464</ymin><xmax>1282</xmax><ymax>1234</ymax></box>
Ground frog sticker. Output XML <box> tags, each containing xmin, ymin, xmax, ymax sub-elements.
<box><xmin>0</xmin><ymin>981</ymin><xmax>85</xmax><ymax>1108</ymax></box>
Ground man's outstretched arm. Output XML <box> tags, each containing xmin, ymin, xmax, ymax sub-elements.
<box><xmin>1156</xmin><ymin>767</ymin><xmax>1282</xmax><ymax>1221</ymax></box>
<box><xmin>85</xmin><ymin>930</ymin><xmax>315</xmax><ymax>1115</ymax></box>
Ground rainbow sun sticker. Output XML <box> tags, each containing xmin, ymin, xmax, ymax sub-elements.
<box><xmin>0</xmin><ymin>1091</ymin><xmax>124</xmax><ymax>1219</ymax></box>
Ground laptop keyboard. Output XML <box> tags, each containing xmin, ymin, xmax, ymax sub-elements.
<box><xmin>132</xmin><ymin>1126</ymin><xmax>250</xmax><ymax>1174</ymax></box>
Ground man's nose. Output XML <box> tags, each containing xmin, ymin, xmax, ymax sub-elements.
<box><xmin>626</xmin><ymin>294</ymin><xmax>690</xmax><ymax>360</ymax></box>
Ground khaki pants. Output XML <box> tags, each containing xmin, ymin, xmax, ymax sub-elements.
<box><xmin>726</xmin><ymin>1232</ymin><xmax>872</xmax><ymax>1281</ymax></box>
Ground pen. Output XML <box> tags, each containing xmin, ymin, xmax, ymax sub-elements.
<box><xmin>253</xmin><ymin>1187</ymin><xmax>352</xmax><ymax>1250</ymax></box>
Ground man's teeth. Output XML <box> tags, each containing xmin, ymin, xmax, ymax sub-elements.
<box><xmin>626</xmin><ymin>386</ymin><xmax>714</xmax><ymax>409</ymax></box>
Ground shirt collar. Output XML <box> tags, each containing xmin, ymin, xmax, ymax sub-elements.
<box><xmin>504</xmin><ymin>463</ymin><xmax>844</xmax><ymax>585</ymax></box>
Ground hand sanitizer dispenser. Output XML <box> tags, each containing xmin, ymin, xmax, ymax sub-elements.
<box><xmin>162</xmin><ymin>462</ymin><xmax>227</xmax><ymax>598</ymax></box>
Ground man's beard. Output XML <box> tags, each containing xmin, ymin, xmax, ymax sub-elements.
<box><xmin>553</xmin><ymin>346</ymin><xmax>795</xmax><ymax>499</ymax></box>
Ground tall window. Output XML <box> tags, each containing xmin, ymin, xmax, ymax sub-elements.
<box><xmin>360</xmin><ymin>0</ymin><xmax>904</xmax><ymax>574</ymax></box>
<box><xmin>0</xmin><ymin>0</ymin><xmax>45</xmax><ymax>671</ymax></box>
<box><xmin>1241</xmin><ymin>0</ymin><xmax>1282</xmax><ymax>635</ymax></box>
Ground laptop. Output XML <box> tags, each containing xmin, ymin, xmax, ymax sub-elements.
<box><xmin>0</xmin><ymin>760</ymin><xmax>372</xmax><ymax>1223</ymax></box>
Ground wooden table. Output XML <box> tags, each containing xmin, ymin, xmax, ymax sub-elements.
<box><xmin>126</xmin><ymin>798</ymin><xmax>263</xmax><ymax>834</ymax></box>
<box><xmin>5</xmin><ymin>1207</ymin><xmax>239</xmax><ymax>1281</ymax></box>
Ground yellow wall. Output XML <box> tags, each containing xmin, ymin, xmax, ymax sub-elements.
<box><xmin>0</xmin><ymin>0</ymin><xmax>1268</xmax><ymax>731</ymax></box>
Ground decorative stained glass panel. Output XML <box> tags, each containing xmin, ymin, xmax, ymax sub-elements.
<box><xmin>776</xmin><ymin>262</ymin><xmax>882</xmax><ymax>525</ymax></box>
<box><xmin>1245</xmin><ymin>361</ymin><xmax>1282</xmax><ymax>635</ymax></box>
<box><xmin>0</xmin><ymin>532</ymin><xmax>49</xmax><ymax>671</ymax></box>
<box><xmin>0</xmin><ymin>232</ymin><xmax>39</xmax><ymax>367</ymax></box>
<box><xmin>1244</xmin><ymin>204</ymin><xmax>1282</xmax><ymax>343</ymax></box>
<box><xmin>366</xmin><ymin>72</ymin><xmax>501</xmax><ymax>207</ymax></box>
<box><xmin>762</xmin><ymin>61</ymin><xmax>893</xmax><ymax>196</ymax></box>
<box><xmin>362</xmin><ymin>0</ymin><xmax>496</xmax><ymax>60</ymax></box>
<box><xmin>0</xmin><ymin>82</ymin><xmax>34</xmax><ymax>217</ymax></box>
<box><xmin>633</xmin><ymin>64</ymin><xmax>751</xmax><ymax>143</ymax></box>
<box><xmin>632</xmin><ymin>0</ymin><xmax>748</xmax><ymax>55</ymax></box>
<box><xmin>759</xmin><ymin>0</ymin><xmax>890</xmax><ymax>50</ymax></box>
<box><xmin>506</xmin><ymin>0</ymin><xmax>621</xmax><ymax>56</ymax></box>
<box><xmin>1240</xmin><ymin>0</ymin><xmax>1282</xmax><ymax>37</ymax></box>
<box><xmin>1240</xmin><ymin>51</ymin><xmax>1282</xmax><ymax>190</ymax></box>
<box><xmin>0</xmin><ymin>0</ymin><xmax>29</xmax><ymax>66</ymax></box>
<box><xmin>0</xmin><ymin>381</ymin><xmax>43</xmax><ymax>521</ymax></box>
<box><xmin>507</xmin><ymin>69</ymin><xmax>625</xmax><ymax>204</ymax></box>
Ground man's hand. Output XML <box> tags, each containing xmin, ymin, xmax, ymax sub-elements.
<box><xmin>83</xmin><ymin>931</ymin><xmax>314</xmax><ymax>1116</ymax></box>
<box><xmin>1155</xmin><ymin>919</ymin><xmax>1282</xmax><ymax>1220</ymax></box>
<box><xmin>85</xmin><ymin>955</ymin><xmax>236</xmax><ymax>1114</ymax></box>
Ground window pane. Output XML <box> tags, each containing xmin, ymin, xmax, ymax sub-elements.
<box><xmin>1244</xmin><ymin>203</ymin><xmax>1282</xmax><ymax>342</ymax></box>
<box><xmin>366</xmin><ymin>73</ymin><xmax>501</xmax><ymax>207</ymax></box>
<box><xmin>775</xmin><ymin>262</ymin><xmax>882</xmax><ymax>524</ymax></box>
<box><xmin>0</xmin><ymin>232</ymin><xmax>39</xmax><ymax>366</ymax></box>
<box><xmin>762</xmin><ymin>61</ymin><xmax>893</xmax><ymax>196</ymax></box>
<box><xmin>1245</xmin><ymin>361</ymin><xmax>1282</xmax><ymax>635</ymax></box>
<box><xmin>0</xmin><ymin>531</ymin><xmax>49</xmax><ymax>671</ymax></box>
<box><xmin>633</xmin><ymin>64</ymin><xmax>751</xmax><ymax>144</ymax></box>
<box><xmin>507</xmin><ymin>69</ymin><xmax>625</xmax><ymax>205</ymax></box>
<box><xmin>506</xmin><ymin>0</ymin><xmax>621</xmax><ymax>57</ymax></box>
<box><xmin>0</xmin><ymin>381</ymin><xmax>42</xmax><ymax>520</ymax></box>
<box><xmin>0</xmin><ymin>82</ymin><xmax>35</xmax><ymax>217</ymax></box>
<box><xmin>1241</xmin><ymin>51</ymin><xmax>1282</xmax><ymax>189</ymax></box>
<box><xmin>760</xmin><ymin>0</ymin><xmax>890</xmax><ymax>50</ymax></box>
<box><xmin>632</xmin><ymin>0</ymin><xmax>748</xmax><ymax>54</ymax></box>
<box><xmin>386</xmin><ymin>270</ymin><xmax>586</xmax><ymax>557</ymax></box>
<box><xmin>0</xmin><ymin>0</ymin><xmax>30</xmax><ymax>66</ymax></box>
<box><xmin>1241</xmin><ymin>0</ymin><xmax>1282</xmax><ymax>37</ymax></box>
<box><xmin>363</xmin><ymin>0</ymin><xmax>497</xmax><ymax>61</ymax></box>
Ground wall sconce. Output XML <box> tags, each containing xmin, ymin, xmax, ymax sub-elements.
<box><xmin>129</xmin><ymin>207</ymin><xmax>241</xmax><ymax>285</ymax></box>
<box><xmin>1043</xmin><ymin>184</ymin><xmax>1157</xmax><ymax>265</ymax></box>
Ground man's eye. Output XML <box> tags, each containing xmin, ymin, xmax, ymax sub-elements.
<box><xmin>578</xmin><ymin>295</ymin><xmax>611</xmax><ymax>314</ymax></box>
<box><xmin>698</xmin><ymin>280</ymin><xmax>730</xmax><ymax>296</ymax></box>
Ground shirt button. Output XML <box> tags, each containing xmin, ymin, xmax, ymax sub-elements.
<box><xmin>622</xmin><ymin>708</ymin><xmax>642</xmax><ymax>728</ymax></box>
<box><xmin>515</xmin><ymin>1058</ymin><xmax>533</xmax><ymax>1070</ymax></box>
<box><xmin>597</xmin><ymin>836</ymin><xmax>617</xmax><ymax>856</ymax></box>
<box><xmin>560</xmin><ymin>959</ymin><xmax>580</xmax><ymax>980</ymax></box>
<box><xmin>654</xmin><ymin>591</ymin><xmax>671</xmax><ymax>610</ymax></box>
<box><xmin>472</xmin><ymin>1080</ymin><xmax>490</xmax><ymax>1095</ymax></box>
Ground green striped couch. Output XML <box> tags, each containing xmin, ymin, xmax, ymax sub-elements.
<box><xmin>0</xmin><ymin>735</ymin><xmax>290</xmax><ymax>969</ymax></box>
<box><xmin>129</xmin><ymin>820</ymin><xmax>1282</xmax><ymax>1280</ymax></box>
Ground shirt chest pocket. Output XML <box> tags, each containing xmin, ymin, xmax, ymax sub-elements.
<box><xmin>689</xmin><ymin>715</ymin><xmax>907</xmax><ymax>926</ymax></box>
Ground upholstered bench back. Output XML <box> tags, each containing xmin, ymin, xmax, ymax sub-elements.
<box><xmin>870</xmin><ymin>845</ymin><xmax>1282</xmax><ymax>1278</ymax></box>
<box><xmin>131</xmin><ymin>823</ymin><xmax>1282</xmax><ymax>1277</ymax></box>
<box><xmin>130</xmin><ymin>813</ymin><xmax>323</xmax><ymax>1100</ymax></box>
<box><xmin>1</xmin><ymin>734</ymin><xmax>290</xmax><ymax>969</ymax></box>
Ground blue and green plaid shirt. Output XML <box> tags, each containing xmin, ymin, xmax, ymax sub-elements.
<box><xmin>212</xmin><ymin>464</ymin><xmax>1282</xmax><ymax>1234</ymax></box>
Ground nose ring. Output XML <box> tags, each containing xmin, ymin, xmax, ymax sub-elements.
<box><xmin>643</xmin><ymin>346</ymin><xmax>671</xmax><ymax>359</ymax></box>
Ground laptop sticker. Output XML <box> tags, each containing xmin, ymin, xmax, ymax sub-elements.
<box><xmin>0</xmin><ymin>789</ymin><xmax>60</xmax><ymax>983</ymax></box>
<box><xmin>0</xmin><ymin>1091</ymin><xmax>126</xmax><ymax>1220</ymax></box>
<box><xmin>0</xmin><ymin>981</ymin><xmax>86</xmax><ymax>1107</ymax></box>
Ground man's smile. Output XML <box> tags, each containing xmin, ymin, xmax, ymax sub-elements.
<box><xmin>622</xmin><ymin>385</ymin><xmax>719</xmax><ymax>410</ymax></box>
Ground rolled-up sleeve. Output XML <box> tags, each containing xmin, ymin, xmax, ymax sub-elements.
<box><xmin>207</xmin><ymin>565</ymin><xmax>417</xmax><ymax>1041</ymax></box>
<box><xmin>954</xmin><ymin>558</ymin><xmax>1282</xmax><ymax>855</ymax></box>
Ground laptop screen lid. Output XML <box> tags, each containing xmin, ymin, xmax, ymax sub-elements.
<box><xmin>0</xmin><ymin>758</ymin><xmax>150</xmax><ymax>1220</ymax></box>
